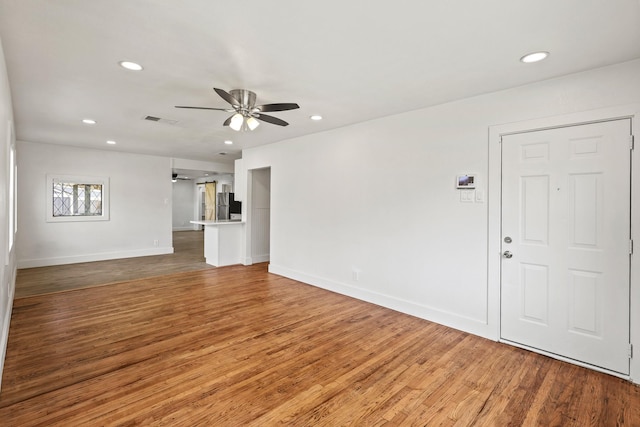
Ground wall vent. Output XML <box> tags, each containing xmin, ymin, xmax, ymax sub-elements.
<box><xmin>143</xmin><ymin>115</ymin><xmax>178</xmax><ymax>125</ymax></box>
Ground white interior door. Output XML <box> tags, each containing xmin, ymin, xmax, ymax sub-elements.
<box><xmin>500</xmin><ymin>119</ymin><xmax>631</xmax><ymax>375</ymax></box>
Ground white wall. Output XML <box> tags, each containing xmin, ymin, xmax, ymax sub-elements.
<box><xmin>0</xmin><ymin>36</ymin><xmax>17</xmax><ymax>392</ymax></box>
<box><xmin>241</xmin><ymin>59</ymin><xmax>640</xmax><ymax>382</ymax></box>
<box><xmin>214</xmin><ymin>174</ymin><xmax>234</xmax><ymax>192</ymax></box>
<box><xmin>17</xmin><ymin>141</ymin><xmax>173</xmax><ymax>267</ymax></box>
<box><xmin>172</xmin><ymin>179</ymin><xmax>196</xmax><ymax>231</ymax></box>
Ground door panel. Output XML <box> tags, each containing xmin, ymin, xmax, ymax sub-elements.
<box><xmin>520</xmin><ymin>263</ymin><xmax>549</xmax><ymax>324</ymax></box>
<box><xmin>568</xmin><ymin>270</ymin><xmax>600</xmax><ymax>335</ymax></box>
<box><xmin>501</xmin><ymin>119</ymin><xmax>631</xmax><ymax>375</ymax></box>
<box><xmin>521</xmin><ymin>175</ymin><xmax>550</xmax><ymax>244</ymax></box>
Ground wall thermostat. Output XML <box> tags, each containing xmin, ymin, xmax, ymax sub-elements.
<box><xmin>456</xmin><ymin>174</ymin><xmax>476</xmax><ymax>189</ymax></box>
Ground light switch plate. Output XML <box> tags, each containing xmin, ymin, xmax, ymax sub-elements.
<box><xmin>460</xmin><ymin>190</ymin><xmax>475</xmax><ymax>202</ymax></box>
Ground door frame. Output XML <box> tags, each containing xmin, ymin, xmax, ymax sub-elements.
<box><xmin>246</xmin><ymin>167</ymin><xmax>271</xmax><ymax>264</ymax></box>
<box><xmin>243</xmin><ymin>166</ymin><xmax>272</xmax><ymax>266</ymax></box>
<box><xmin>488</xmin><ymin>104</ymin><xmax>640</xmax><ymax>383</ymax></box>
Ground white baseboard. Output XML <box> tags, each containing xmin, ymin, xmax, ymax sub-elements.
<box><xmin>268</xmin><ymin>264</ymin><xmax>493</xmax><ymax>340</ymax></box>
<box><xmin>0</xmin><ymin>303</ymin><xmax>11</xmax><ymax>392</ymax></box>
<box><xmin>251</xmin><ymin>254</ymin><xmax>270</xmax><ymax>264</ymax></box>
<box><xmin>172</xmin><ymin>226</ymin><xmax>199</xmax><ymax>231</ymax></box>
<box><xmin>243</xmin><ymin>254</ymin><xmax>270</xmax><ymax>265</ymax></box>
<box><xmin>17</xmin><ymin>247</ymin><xmax>174</xmax><ymax>269</ymax></box>
<box><xmin>0</xmin><ymin>270</ymin><xmax>16</xmax><ymax>393</ymax></box>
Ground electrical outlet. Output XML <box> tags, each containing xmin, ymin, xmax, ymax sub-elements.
<box><xmin>352</xmin><ymin>268</ymin><xmax>360</xmax><ymax>281</ymax></box>
<box><xmin>153</xmin><ymin>239</ymin><xmax>159</xmax><ymax>247</ymax></box>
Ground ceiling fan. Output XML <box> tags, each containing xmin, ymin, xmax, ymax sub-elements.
<box><xmin>172</xmin><ymin>173</ymin><xmax>191</xmax><ymax>182</ymax></box>
<box><xmin>176</xmin><ymin>88</ymin><xmax>300</xmax><ymax>131</ymax></box>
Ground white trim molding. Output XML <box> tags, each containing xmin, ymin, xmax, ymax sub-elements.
<box><xmin>17</xmin><ymin>246</ymin><xmax>173</xmax><ymax>269</ymax></box>
<box><xmin>269</xmin><ymin>263</ymin><xmax>494</xmax><ymax>340</ymax></box>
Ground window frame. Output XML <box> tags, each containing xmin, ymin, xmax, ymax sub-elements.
<box><xmin>46</xmin><ymin>174</ymin><xmax>110</xmax><ymax>222</ymax></box>
<box><xmin>5</xmin><ymin>120</ymin><xmax>16</xmax><ymax>266</ymax></box>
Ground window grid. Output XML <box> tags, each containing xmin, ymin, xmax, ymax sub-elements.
<box><xmin>52</xmin><ymin>182</ymin><xmax>103</xmax><ymax>217</ymax></box>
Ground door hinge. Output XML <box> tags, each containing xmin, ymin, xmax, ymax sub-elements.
<box><xmin>631</xmin><ymin>240</ymin><xmax>634</xmax><ymax>255</ymax></box>
<box><xmin>631</xmin><ymin>135</ymin><xmax>635</xmax><ymax>150</ymax></box>
<box><xmin>629</xmin><ymin>343</ymin><xmax>633</xmax><ymax>359</ymax></box>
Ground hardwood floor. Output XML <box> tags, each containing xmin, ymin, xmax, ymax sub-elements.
<box><xmin>1</xmin><ymin>263</ymin><xmax>638</xmax><ymax>425</ymax></box>
<box><xmin>15</xmin><ymin>230</ymin><xmax>212</xmax><ymax>298</ymax></box>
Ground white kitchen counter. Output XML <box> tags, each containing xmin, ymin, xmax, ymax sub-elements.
<box><xmin>190</xmin><ymin>220</ymin><xmax>244</xmax><ymax>267</ymax></box>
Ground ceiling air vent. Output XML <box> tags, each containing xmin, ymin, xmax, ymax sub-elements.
<box><xmin>143</xmin><ymin>115</ymin><xmax>178</xmax><ymax>125</ymax></box>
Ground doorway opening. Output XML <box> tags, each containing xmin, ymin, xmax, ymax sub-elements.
<box><xmin>246</xmin><ymin>167</ymin><xmax>271</xmax><ymax>264</ymax></box>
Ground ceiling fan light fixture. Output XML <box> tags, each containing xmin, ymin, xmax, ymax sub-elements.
<box><xmin>229</xmin><ymin>113</ymin><xmax>244</xmax><ymax>131</ymax></box>
<box><xmin>246</xmin><ymin>116</ymin><xmax>260</xmax><ymax>131</ymax></box>
<box><xmin>178</xmin><ymin>88</ymin><xmax>298</xmax><ymax>130</ymax></box>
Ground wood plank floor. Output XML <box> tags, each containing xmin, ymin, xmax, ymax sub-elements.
<box><xmin>15</xmin><ymin>230</ymin><xmax>211</xmax><ymax>298</ymax></box>
<box><xmin>1</xmin><ymin>263</ymin><xmax>638</xmax><ymax>425</ymax></box>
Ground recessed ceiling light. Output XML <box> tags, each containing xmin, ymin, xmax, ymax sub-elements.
<box><xmin>520</xmin><ymin>51</ymin><xmax>549</xmax><ymax>63</ymax></box>
<box><xmin>118</xmin><ymin>61</ymin><xmax>143</xmax><ymax>71</ymax></box>
<box><xmin>224</xmin><ymin>140</ymin><xmax>233</xmax><ymax>145</ymax></box>
<box><xmin>310</xmin><ymin>115</ymin><xmax>323</xmax><ymax>121</ymax></box>
<box><xmin>106</xmin><ymin>140</ymin><xmax>117</xmax><ymax>145</ymax></box>
<box><xmin>82</xmin><ymin>118</ymin><xmax>96</xmax><ymax>125</ymax></box>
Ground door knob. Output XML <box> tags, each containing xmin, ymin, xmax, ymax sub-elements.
<box><xmin>503</xmin><ymin>251</ymin><xmax>513</xmax><ymax>259</ymax></box>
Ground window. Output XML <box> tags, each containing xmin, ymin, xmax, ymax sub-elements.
<box><xmin>46</xmin><ymin>175</ymin><xmax>110</xmax><ymax>222</ymax></box>
<box><xmin>52</xmin><ymin>182</ymin><xmax>102</xmax><ymax>217</ymax></box>
<box><xmin>6</xmin><ymin>121</ymin><xmax>16</xmax><ymax>265</ymax></box>
<box><xmin>8</xmin><ymin>143</ymin><xmax>15</xmax><ymax>246</ymax></box>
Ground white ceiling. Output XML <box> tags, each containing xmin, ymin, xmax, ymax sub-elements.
<box><xmin>1</xmin><ymin>0</ymin><xmax>639</xmax><ymax>166</ymax></box>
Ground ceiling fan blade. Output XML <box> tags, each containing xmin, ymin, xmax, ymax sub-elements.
<box><xmin>214</xmin><ymin>88</ymin><xmax>241</xmax><ymax>107</ymax></box>
<box><xmin>175</xmin><ymin>106</ymin><xmax>231</xmax><ymax>111</ymax></box>
<box><xmin>255</xmin><ymin>103</ymin><xmax>300</xmax><ymax>112</ymax></box>
<box><xmin>255</xmin><ymin>113</ymin><xmax>289</xmax><ymax>126</ymax></box>
<box><xmin>223</xmin><ymin>115</ymin><xmax>233</xmax><ymax>126</ymax></box>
